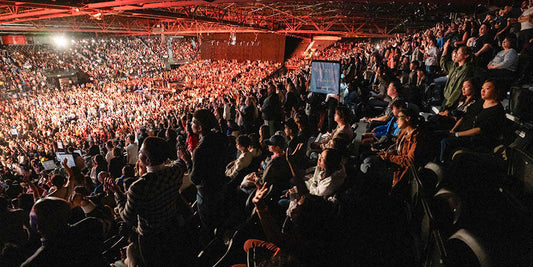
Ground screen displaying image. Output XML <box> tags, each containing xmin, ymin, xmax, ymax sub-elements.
<box><xmin>309</xmin><ymin>60</ymin><xmax>341</xmax><ymax>95</ymax></box>
<box><xmin>56</xmin><ymin>153</ymin><xmax>75</xmax><ymax>168</ymax></box>
<box><xmin>42</xmin><ymin>160</ymin><xmax>57</xmax><ymax>171</ymax></box>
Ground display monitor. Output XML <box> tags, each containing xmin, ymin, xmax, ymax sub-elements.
<box><xmin>56</xmin><ymin>153</ymin><xmax>75</xmax><ymax>168</ymax></box>
<box><xmin>42</xmin><ymin>160</ymin><xmax>57</xmax><ymax>171</ymax></box>
<box><xmin>309</xmin><ymin>60</ymin><xmax>341</xmax><ymax>95</ymax></box>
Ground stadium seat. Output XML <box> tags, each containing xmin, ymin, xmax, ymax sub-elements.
<box><xmin>447</xmin><ymin>229</ymin><xmax>492</xmax><ymax>267</ymax></box>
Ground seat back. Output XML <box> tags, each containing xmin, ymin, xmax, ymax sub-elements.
<box><xmin>433</xmin><ymin>188</ymin><xmax>462</xmax><ymax>228</ymax></box>
<box><xmin>447</xmin><ymin>229</ymin><xmax>492</xmax><ymax>267</ymax></box>
<box><xmin>504</xmin><ymin>146</ymin><xmax>533</xmax><ymax>213</ymax></box>
<box><xmin>509</xmin><ymin>86</ymin><xmax>533</xmax><ymax>124</ymax></box>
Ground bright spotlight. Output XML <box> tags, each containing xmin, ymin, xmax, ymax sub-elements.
<box><xmin>53</xmin><ymin>35</ymin><xmax>68</xmax><ymax>48</ymax></box>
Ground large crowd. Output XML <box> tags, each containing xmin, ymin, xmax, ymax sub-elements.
<box><xmin>1</xmin><ymin>1</ymin><xmax>533</xmax><ymax>266</ymax></box>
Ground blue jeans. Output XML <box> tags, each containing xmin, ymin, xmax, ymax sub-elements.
<box><xmin>440</xmin><ymin>136</ymin><xmax>470</xmax><ymax>162</ymax></box>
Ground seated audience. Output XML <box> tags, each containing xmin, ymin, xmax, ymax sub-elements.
<box><xmin>440</xmin><ymin>79</ymin><xmax>505</xmax><ymax>162</ymax></box>
<box><xmin>377</xmin><ymin>107</ymin><xmax>423</xmax><ymax>195</ymax></box>
<box><xmin>487</xmin><ymin>35</ymin><xmax>519</xmax><ymax>79</ymax></box>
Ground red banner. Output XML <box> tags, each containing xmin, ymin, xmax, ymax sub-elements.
<box><xmin>1</xmin><ymin>36</ymin><xmax>27</xmax><ymax>45</ymax></box>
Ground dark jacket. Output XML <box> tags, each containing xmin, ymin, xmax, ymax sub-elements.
<box><xmin>261</xmin><ymin>93</ymin><xmax>282</xmax><ymax>121</ymax></box>
<box><xmin>108</xmin><ymin>156</ymin><xmax>125</xmax><ymax>179</ymax></box>
<box><xmin>190</xmin><ymin>131</ymin><xmax>229</xmax><ymax>229</ymax></box>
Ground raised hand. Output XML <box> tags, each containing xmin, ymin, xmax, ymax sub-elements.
<box><xmin>104</xmin><ymin>177</ymin><xmax>121</xmax><ymax>194</ymax></box>
<box><xmin>177</xmin><ymin>145</ymin><xmax>191</xmax><ymax>163</ymax></box>
<box><xmin>252</xmin><ymin>182</ymin><xmax>270</xmax><ymax>206</ymax></box>
<box><xmin>62</xmin><ymin>157</ymin><xmax>68</xmax><ymax>168</ymax></box>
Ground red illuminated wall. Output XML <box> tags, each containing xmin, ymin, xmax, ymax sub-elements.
<box><xmin>199</xmin><ymin>33</ymin><xmax>285</xmax><ymax>63</ymax></box>
<box><xmin>1</xmin><ymin>36</ymin><xmax>27</xmax><ymax>45</ymax></box>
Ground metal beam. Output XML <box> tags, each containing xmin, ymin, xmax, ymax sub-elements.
<box><xmin>0</xmin><ymin>8</ymin><xmax>68</xmax><ymax>21</ymax></box>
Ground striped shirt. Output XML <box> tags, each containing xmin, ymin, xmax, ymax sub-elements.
<box><xmin>115</xmin><ymin>161</ymin><xmax>186</xmax><ymax>235</ymax></box>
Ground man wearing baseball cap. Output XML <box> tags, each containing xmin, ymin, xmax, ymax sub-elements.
<box><xmin>257</xmin><ymin>134</ymin><xmax>292</xmax><ymax>194</ymax></box>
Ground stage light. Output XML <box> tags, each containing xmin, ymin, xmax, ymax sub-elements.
<box><xmin>53</xmin><ymin>35</ymin><xmax>68</xmax><ymax>48</ymax></box>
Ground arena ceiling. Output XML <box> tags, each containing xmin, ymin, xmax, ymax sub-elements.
<box><xmin>0</xmin><ymin>0</ymin><xmax>487</xmax><ymax>38</ymax></box>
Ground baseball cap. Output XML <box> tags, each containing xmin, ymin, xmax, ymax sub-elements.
<box><xmin>264</xmin><ymin>134</ymin><xmax>286</xmax><ymax>149</ymax></box>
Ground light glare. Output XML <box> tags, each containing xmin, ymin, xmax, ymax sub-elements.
<box><xmin>53</xmin><ymin>35</ymin><xmax>68</xmax><ymax>48</ymax></box>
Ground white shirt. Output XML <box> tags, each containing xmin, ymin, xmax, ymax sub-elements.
<box><xmin>305</xmin><ymin>166</ymin><xmax>346</xmax><ymax>198</ymax></box>
<box><xmin>424</xmin><ymin>46</ymin><xmax>438</xmax><ymax>66</ymax></box>
<box><xmin>126</xmin><ymin>143</ymin><xmax>138</xmax><ymax>165</ymax></box>
<box><xmin>105</xmin><ymin>150</ymin><xmax>113</xmax><ymax>163</ymax></box>
<box><xmin>225</xmin><ymin>150</ymin><xmax>253</xmax><ymax>178</ymax></box>
<box><xmin>521</xmin><ymin>7</ymin><xmax>533</xmax><ymax>31</ymax></box>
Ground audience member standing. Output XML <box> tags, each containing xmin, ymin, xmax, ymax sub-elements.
<box><xmin>112</xmin><ymin>137</ymin><xmax>191</xmax><ymax>266</ymax></box>
<box><xmin>190</xmin><ymin>109</ymin><xmax>229</xmax><ymax>232</ymax></box>
<box><xmin>439</xmin><ymin>39</ymin><xmax>474</xmax><ymax>111</ymax></box>
<box><xmin>125</xmin><ymin>134</ymin><xmax>138</xmax><ymax>166</ymax></box>
<box><xmin>261</xmin><ymin>82</ymin><xmax>282</xmax><ymax>136</ymax></box>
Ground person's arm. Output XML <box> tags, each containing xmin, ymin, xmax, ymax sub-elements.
<box><xmin>490</xmin><ymin>50</ymin><xmax>518</xmax><ymax>70</ymax></box>
<box><xmin>20</xmin><ymin>172</ymin><xmax>41</xmax><ymax>201</ymax></box>
<box><xmin>177</xmin><ymin>145</ymin><xmax>192</xmax><ymax>170</ymax></box>
<box><xmin>454</xmin><ymin>32</ymin><xmax>469</xmax><ymax>47</ymax></box>
<box><xmin>253</xmin><ymin>183</ymin><xmax>283</xmax><ymax>245</ymax></box>
<box><xmin>518</xmin><ymin>14</ymin><xmax>531</xmax><ymax>23</ymax></box>
<box><xmin>455</xmin><ymin>127</ymin><xmax>481</xmax><ymax>137</ymax></box>
<box><xmin>285</xmin><ymin>143</ymin><xmax>308</xmax><ymax>193</ymax></box>
<box><xmin>440</xmin><ymin>40</ymin><xmax>453</xmax><ymax>73</ymax></box>
<box><xmin>450</xmin><ymin>118</ymin><xmax>464</xmax><ymax>133</ymax></box>
<box><xmin>313</xmin><ymin>176</ymin><xmax>336</xmax><ymax>198</ymax></box>
<box><xmin>189</xmin><ymin>147</ymin><xmax>205</xmax><ymax>185</ymax></box>
<box><xmin>475</xmin><ymin>43</ymin><xmax>493</xmax><ymax>57</ymax></box>
<box><xmin>438</xmin><ymin>109</ymin><xmax>450</xmax><ymax>116</ymax></box>
<box><xmin>370</xmin><ymin>114</ymin><xmax>388</xmax><ymax>122</ymax></box>
<box><xmin>112</xmin><ymin>178</ymin><xmax>141</xmax><ymax>225</ymax></box>
<box><xmin>62</xmin><ymin>158</ymin><xmax>76</xmax><ymax>200</ymax></box>
<box><xmin>467</xmin><ymin>37</ymin><xmax>477</xmax><ymax>47</ymax></box>
<box><xmin>495</xmin><ymin>20</ymin><xmax>512</xmax><ymax>38</ymax></box>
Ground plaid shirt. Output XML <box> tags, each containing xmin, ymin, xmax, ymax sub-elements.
<box><xmin>115</xmin><ymin>160</ymin><xmax>186</xmax><ymax>235</ymax></box>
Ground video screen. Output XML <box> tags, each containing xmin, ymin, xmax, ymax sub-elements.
<box><xmin>309</xmin><ymin>60</ymin><xmax>341</xmax><ymax>95</ymax></box>
<box><xmin>42</xmin><ymin>160</ymin><xmax>57</xmax><ymax>171</ymax></box>
<box><xmin>56</xmin><ymin>153</ymin><xmax>76</xmax><ymax>168</ymax></box>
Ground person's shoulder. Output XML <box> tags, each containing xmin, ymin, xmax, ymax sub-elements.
<box><xmin>129</xmin><ymin>176</ymin><xmax>147</xmax><ymax>192</ymax></box>
<box><xmin>494</xmin><ymin>102</ymin><xmax>505</xmax><ymax>112</ymax></box>
<box><xmin>470</xmin><ymin>100</ymin><xmax>484</xmax><ymax>110</ymax></box>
